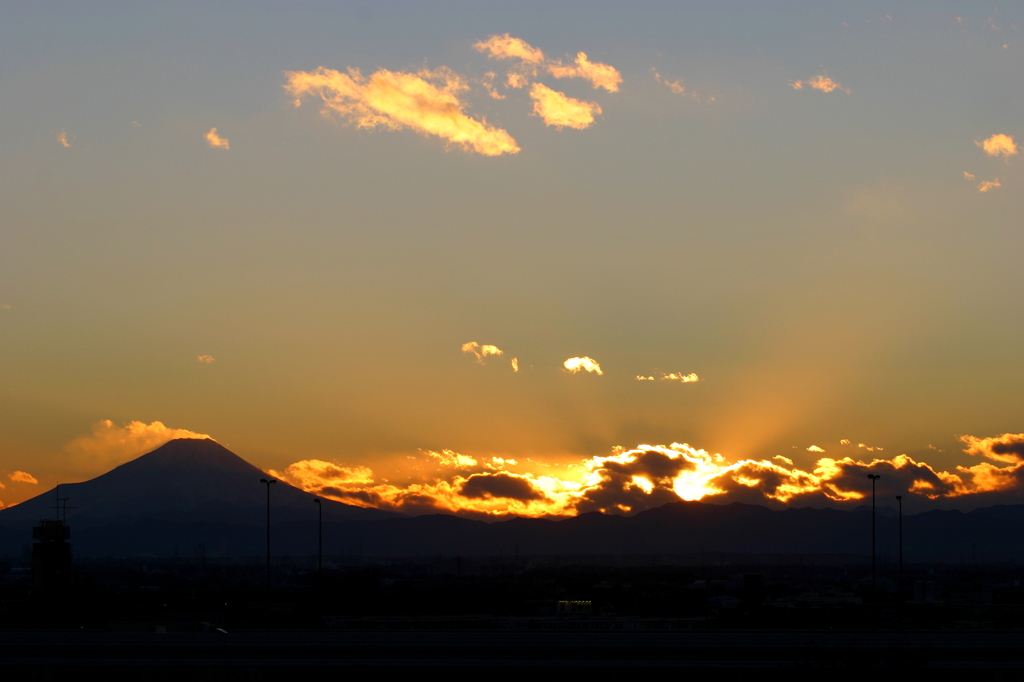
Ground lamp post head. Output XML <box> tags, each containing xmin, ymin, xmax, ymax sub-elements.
<box><xmin>314</xmin><ymin>498</ymin><xmax>320</xmax><ymax>505</ymax></box>
<box><xmin>896</xmin><ymin>495</ymin><xmax>902</xmax><ymax>501</ymax></box>
<box><xmin>259</xmin><ymin>478</ymin><xmax>277</xmax><ymax>485</ymax></box>
<box><xmin>867</xmin><ymin>474</ymin><xmax>881</xmax><ymax>481</ymax></box>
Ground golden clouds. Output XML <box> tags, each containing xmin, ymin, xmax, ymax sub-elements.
<box><xmin>635</xmin><ymin>372</ymin><xmax>700</xmax><ymax>383</ymax></box>
<box><xmin>807</xmin><ymin>445</ymin><xmax>825</xmax><ymax>453</ymax></box>
<box><xmin>475</xmin><ymin>34</ymin><xmax>622</xmax><ymax>92</ymax></box>
<box><xmin>790</xmin><ymin>75</ymin><xmax>850</xmax><ymax>93</ymax></box>
<box><xmin>662</xmin><ymin>372</ymin><xmax>699</xmax><ymax>383</ymax></box>
<box><xmin>275</xmin><ymin>451</ymin><xmax>579</xmax><ymax>518</ymax></box>
<box><xmin>56</xmin><ymin>130</ymin><xmax>72</xmax><ymax>147</ymax></box>
<box><xmin>977</xmin><ymin>133</ymin><xmax>1018</xmax><ymax>159</ymax></box>
<box><xmin>547</xmin><ymin>52</ymin><xmax>622</xmax><ymax>92</ymax></box>
<box><xmin>270</xmin><ymin>459</ymin><xmax>374</xmax><ymax>491</ymax></box>
<box><xmin>197</xmin><ymin>355</ymin><xmax>216</xmax><ymax>364</ymax></box>
<box><xmin>286</xmin><ymin>34</ymin><xmax>620</xmax><ymax>153</ymax></box>
<box><xmin>960</xmin><ymin>432</ymin><xmax>1024</xmax><ymax>464</ymax></box>
<box><xmin>204</xmin><ymin>128</ymin><xmax>230</xmax><ymax>150</ymax></box>
<box><xmin>473</xmin><ymin>34</ymin><xmax>545</xmax><ymax>64</ymax></box>
<box><xmin>7</xmin><ymin>471</ymin><xmax>38</xmax><ymax>484</ymax></box>
<box><xmin>563</xmin><ymin>356</ymin><xmax>603</xmax><ymax>375</ymax></box>
<box><xmin>274</xmin><ymin>432</ymin><xmax>1024</xmax><ymax>519</ymax></box>
<box><xmin>461</xmin><ymin>341</ymin><xmax>504</xmax><ymax>363</ymax></box>
<box><xmin>966</xmin><ymin>173</ymin><xmax>1001</xmax><ymax>192</ymax></box>
<box><xmin>529</xmin><ymin>83</ymin><xmax>601</xmax><ymax>129</ymax></box>
<box><xmin>511</xmin><ymin>357</ymin><xmax>519</xmax><ymax>372</ymax></box>
<box><xmin>427</xmin><ymin>449</ymin><xmax>478</xmax><ymax>469</ymax></box>
<box><xmin>285</xmin><ymin>66</ymin><xmax>520</xmax><ymax>156</ymax></box>
<box><xmin>64</xmin><ymin>420</ymin><xmax>213</xmax><ymax>471</ymax></box>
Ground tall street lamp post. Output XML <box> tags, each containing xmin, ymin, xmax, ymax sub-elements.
<box><xmin>259</xmin><ymin>477</ymin><xmax>276</xmax><ymax>629</ymax></box>
<box><xmin>867</xmin><ymin>474</ymin><xmax>881</xmax><ymax>594</ymax></box>
<box><xmin>896</xmin><ymin>494</ymin><xmax>903</xmax><ymax>591</ymax></box>
<box><xmin>314</xmin><ymin>498</ymin><xmax>322</xmax><ymax>580</ymax></box>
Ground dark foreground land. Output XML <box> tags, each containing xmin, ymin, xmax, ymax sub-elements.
<box><xmin>3</xmin><ymin>630</ymin><xmax>1024</xmax><ymax>676</ymax></box>
<box><xmin>3</xmin><ymin>555</ymin><xmax>1024</xmax><ymax>673</ymax></box>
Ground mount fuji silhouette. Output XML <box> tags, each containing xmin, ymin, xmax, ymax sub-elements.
<box><xmin>0</xmin><ymin>438</ymin><xmax>394</xmax><ymax>557</ymax></box>
<box><xmin>0</xmin><ymin>438</ymin><xmax>392</xmax><ymax>525</ymax></box>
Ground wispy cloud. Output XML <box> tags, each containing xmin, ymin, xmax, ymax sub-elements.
<box><xmin>7</xmin><ymin>471</ymin><xmax>38</xmax><ymax>484</ymax></box>
<box><xmin>473</xmin><ymin>34</ymin><xmax>545</xmax><ymax>64</ymax></box>
<box><xmin>635</xmin><ymin>372</ymin><xmax>700</xmax><ymax>383</ymax></box>
<box><xmin>652</xmin><ymin>69</ymin><xmax>715</xmax><ymax>103</ymax></box>
<box><xmin>461</xmin><ymin>341</ymin><xmax>504</xmax><ymax>363</ymax></box>
<box><xmin>790</xmin><ymin>75</ymin><xmax>850</xmax><ymax>93</ymax></box>
<box><xmin>63</xmin><ymin>420</ymin><xmax>213</xmax><ymax>471</ymax></box>
<box><xmin>653</xmin><ymin>69</ymin><xmax>686</xmax><ymax>94</ymax></box>
<box><xmin>1</xmin><ymin>303</ymin><xmax>10</xmax><ymax>310</ymax></box>
<box><xmin>547</xmin><ymin>52</ymin><xmax>622</xmax><ymax>92</ymax></box>
<box><xmin>978</xmin><ymin>179</ymin><xmax>1002</xmax><ymax>192</ymax></box>
<box><xmin>205</xmin><ymin>128</ymin><xmax>230</xmax><ymax>150</ymax></box>
<box><xmin>564</xmin><ymin>356</ymin><xmax>603</xmax><ymax>374</ymax></box>
<box><xmin>662</xmin><ymin>372</ymin><xmax>700</xmax><ymax>383</ymax></box>
<box><xmin>977</xmin><ymin>133</ymin><xmax>1017</xmax><ymax>159</ymax></box>
<box><xmin>529</xmin><ymin>83</ymin><xmax>601</xmax><ymax>129</ymax></box>
<box><xmin>963</xmin><ymin>171</ymin><xmax>975</xmax><ymax>180</ymax></box>
<box><xmin>427</xmin><ymin>449</ymin><xmax>478</xmax><ymax>469</ymax></box>
<box><xmin>56</xmin><ymin>130</ymin><xmax>72</xmax><ymax>147</ymax></box>
<box><xmin>474</xmin><ymin>34</ymin><xmax>622</xmax><ymax>92</ymax></box>
<box><xmin>197</xmin><ymin>355</ymin><xmax>216</xmax><ymax>364</ymax></box>
<box><xmin>511</xmin><ymin>357</ymin><xmax>519</xmax><ymax>372</ymax></box>
<box><xmin>285</xmin><ymin>66</ymin><xmax>519</xmax><ymax>156</ymax></box>
<box><xmin>480</xmin><ymin>71</ymin><xmax>505</xmax><ymax>99</ymax></box>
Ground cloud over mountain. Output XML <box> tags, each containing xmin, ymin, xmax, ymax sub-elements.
<box><xmin>64</xmin><ymin>420</ymin><xmax>213</xmax><ymax>471</ymax></box>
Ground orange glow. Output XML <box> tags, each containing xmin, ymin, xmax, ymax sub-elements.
<box><xmin>272</xmin><ymin>432</ymin><xmax>1024</xmax><ymax>518</ymax></box>
<box><xmin>285</xmin><ymin>66</ymin><xmax>520</xmax><ymax>156</ymax></box>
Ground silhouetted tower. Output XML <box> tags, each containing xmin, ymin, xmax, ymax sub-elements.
<box><xmin>867</xmin><ymin>473</ymin><xmax>881</xmax><ymax>594</ymax></box>
<box><xmin>32</xmin><ymin>519</ymin><xmax>71</xmax><ymax>594</ymax></box>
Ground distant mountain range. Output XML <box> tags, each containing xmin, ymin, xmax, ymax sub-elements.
<box><xmin>2</xmin><ymin>438</ymin><xmax>1022</xmax><ymax>562</ymax></box>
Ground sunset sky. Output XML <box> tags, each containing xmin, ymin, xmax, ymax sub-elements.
<box><xmin>1</xmin><ymin>2</ymin><xmax>1022</xmax><ymax>517</ymax></box>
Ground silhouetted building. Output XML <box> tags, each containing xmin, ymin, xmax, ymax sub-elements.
<box><xmin>32</xmin><ymin>519</ymin><xmax>71</xmax><ymax>594</ymax></box>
